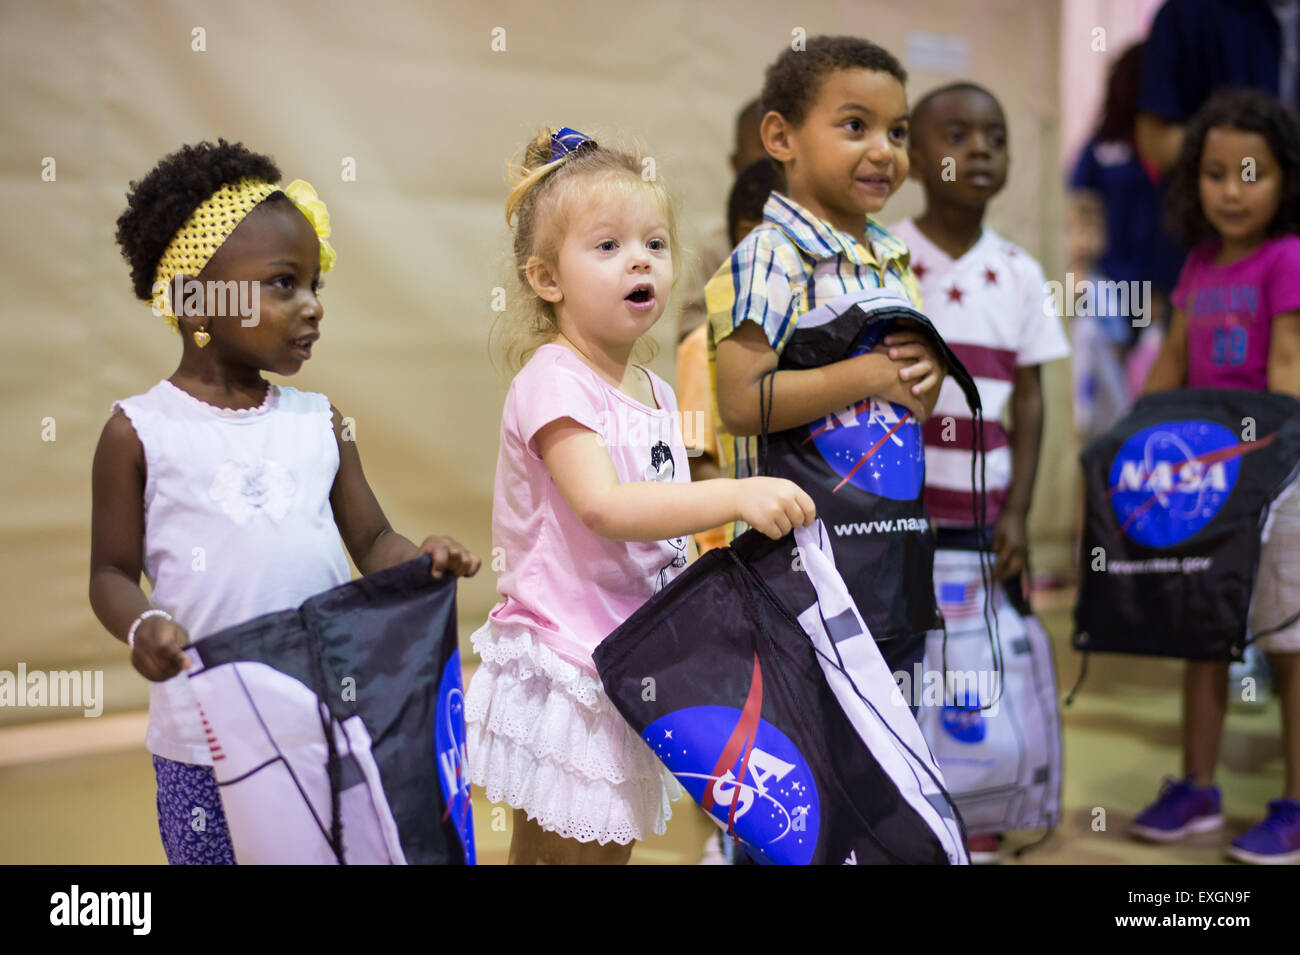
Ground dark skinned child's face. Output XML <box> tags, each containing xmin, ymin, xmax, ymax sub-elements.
<box><xmin>179</xmin><ymin>200</ymin><xmax>324</xmax><ymax>376</ymax></box>
<box><xmin>908</xmin><ymin>88</ymin><xmax>1008</xmax><ymax>210</ymax></box>
<box><xmin>766</xmin><ymin>67</ymin><xmax>909</xmax><ymax>238</ymax></box>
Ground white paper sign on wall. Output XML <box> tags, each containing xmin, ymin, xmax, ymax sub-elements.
<box><xmin>905</xmin><ymin>31</ymin><xmax>972</xmax><ymax>75</ymax></box>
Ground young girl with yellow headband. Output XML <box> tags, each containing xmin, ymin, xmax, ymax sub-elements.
<box><xmin>466</xmin><ymin>128</ymin><xmax>815</xmax><ymax>864</ymax></box>
<box><xmin>89</xmin><ymin>140</ymin><xmax>481</xmax><ymax>864</ymax></box>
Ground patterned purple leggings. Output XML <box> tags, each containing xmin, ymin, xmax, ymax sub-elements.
<box><xmin>152</xmin><ymin>755</ymin><xmax>236</xmax><ymax>865</ymax></box>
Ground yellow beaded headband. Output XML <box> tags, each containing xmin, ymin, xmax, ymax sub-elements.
<box><xmin>151</xmin><ymin>177</ymin><xmax>336</xmax><ymax>329</ymax></box>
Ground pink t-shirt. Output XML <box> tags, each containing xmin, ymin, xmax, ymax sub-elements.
<box><xmin>488</xmin><ymin>343</ymin><xmax>690</xmax><ymax>672</ymax></box>
<box><xmin>1173</xmin><ymin>235</ymin><xmax>1300</xmax><ymax>391</ymax></box>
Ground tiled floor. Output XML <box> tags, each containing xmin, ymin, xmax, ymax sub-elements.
<box><xmin>0</xmin><ymin>591</ymin><xmax>1287</xmax><ymax>864</ymax></box>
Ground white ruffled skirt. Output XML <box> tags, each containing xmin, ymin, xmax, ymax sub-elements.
<box><xmin>464</xmin><ymin>619</ymin><xmax>683</xmax><ymax>845</ymax></box>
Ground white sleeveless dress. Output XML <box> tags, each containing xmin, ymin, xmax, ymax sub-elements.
<box><xmin>114</xmin><ymin>380</ymin><xmax>350</xmax><ymax>764</ymax></box>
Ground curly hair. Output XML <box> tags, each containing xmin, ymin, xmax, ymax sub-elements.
<box><xmin>494</xmin><ymin>128</ymin><xmax>678</xmax><ymax>373</ymax></box>
<box><xmin>760</xmin><ymin>35</ymin><xmax>907</xmax><ymax>128</ymax></box>
<box><xmin>1165</xmin><ymin>89</ymin><xmax>1300</xmax><ymax>249</ymax></box>
<box><xmin>115</xmin><ymin>139</ymin><xmax>283</xmax><ymax>301</ymax></box>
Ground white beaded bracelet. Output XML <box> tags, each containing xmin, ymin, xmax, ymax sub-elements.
<box><xmin>128</xmin><ymin>608</ymin><xmax>172</xmax><ymax>649</ymax></box>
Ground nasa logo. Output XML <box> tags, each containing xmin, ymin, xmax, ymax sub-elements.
<box><xmin>434</xmin><ymin>649</ymin><xmax>475</xmax><ymax>862</ymax></box>
<box><xmin>940</xmin><ymin>688</ymin><xmax>986</xmax><ymax>744</ymax></box>
<box><xmin>643</xmin><ymin>706</ymin><xmax>820</xmax><ymax>865</ymax></box>
<box><xmin>805</xmin><ymin>326</ymin><xmax>924</xmax><ymax>500</ymax></box>
<box><xmin>1108</xmin><ymin>421</ymin><xmax>1244</xmax><ymax>547</ymax></box>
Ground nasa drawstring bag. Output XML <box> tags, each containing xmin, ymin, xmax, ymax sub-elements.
<box><xmin>593</xmin><ymin>520</ymin><xmax>968</xmax><ymax>865</ymax></box>
<box><xmin>916</xmin><ymin>548</ymin><xmax>1062</xmax><ymax>836</ymax></box>
<box><xmin>1074</xmin><ymin>389</ymin><xmax>1300</xmax><ymax>662</ymax></box>
<box><xmin>185</xmin><ymin>555</ymin><xmax>474</xmax><ymax>864</ymax></box>
<box><xmin>756</xmin><ymin>288</ymin><xmax>986</xmax><ymax>646</ymax></box>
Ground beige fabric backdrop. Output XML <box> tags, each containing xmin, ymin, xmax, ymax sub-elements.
<box><xmin>0</xmin><ymin>0</ymin><xmax>1066</xmax><ymax>724</ymax></box>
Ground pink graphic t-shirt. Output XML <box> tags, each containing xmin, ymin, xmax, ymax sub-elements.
<box><xmin>488</xmin><ymin>344</ymin><xmax>690</xmax><ymax>672</ymax></box>
<box><xmin>1173</xmin><ymin>235</ymin><xmax>1300</xmax><ymax>391</ymax></box>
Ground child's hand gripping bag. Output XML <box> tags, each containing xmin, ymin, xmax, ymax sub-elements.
<box><xmin>755</xmin><ymin>287</ymin><xmax>984</xmax><ymax>646</ymax></box>
<box><xmin>593</xmin><ymin>519</ymin><xmax>968</xmax><ymax>865</ymax></box>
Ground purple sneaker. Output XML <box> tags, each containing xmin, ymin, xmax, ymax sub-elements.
<box><xmin>1226</xmin><ymin>799</ymin><xmax>1300</xmax><ymax>865</ymax></box>
<box><xmin>1129</xmin><ymin>776</ymin><xmax>1224</xmax><ymax>842</ymax></box>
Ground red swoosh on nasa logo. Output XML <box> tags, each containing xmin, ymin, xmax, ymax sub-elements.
<box><xmin>700</xmin><ymin>654</ymin><xmax>764</xmax><ymax>835</ymax></box>
<box><xmin>1111</xmin><ymin>433</ymin><xmax>1277</xmax><ymax>537</ymax></box>
<box><xmin>1108</xmin><ymin>433</ymin><xmax>1277</xmax><ymax>498</ymax></box>
<box><xmin>832</xmin><ymin>412</ymin><xmax>913</xmax><ymax>493</ymax></box>
<box><xmin>804</xmin><ymin>399</ymin><xmax>874</xmax><ymax>442</ymax></box>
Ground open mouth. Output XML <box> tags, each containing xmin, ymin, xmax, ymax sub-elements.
<box><xmin>625</xmin><ymin>284</ymin><xmax>654</xmax><ymax>305</ymax></box>
<box><xmin>289</xmin><ymin>334</ymin><xmax>318</xmax><ymax>356</ymax></box>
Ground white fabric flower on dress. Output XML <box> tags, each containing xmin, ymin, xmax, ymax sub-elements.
<box><xmin>209</xmin><ymin>459</ymin><xmax>297</xmax><ymax>525</ymax></box>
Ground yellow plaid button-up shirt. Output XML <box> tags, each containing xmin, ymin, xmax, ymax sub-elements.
<box><xmin>705</xmin><ymin>191</ymin><xmax>923</xmax><ymax>534</ymax></box>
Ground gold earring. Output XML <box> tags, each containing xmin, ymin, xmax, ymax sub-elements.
<box><xmin>193</xmin><ymin>325</ymin><xmax>211</xmax><ymax>348</ymax></box>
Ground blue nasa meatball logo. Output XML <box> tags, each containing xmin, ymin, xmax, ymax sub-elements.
<box><xmin>435</xmin><ymin>649</ymin><xmax>475</xmax><ymax>863</ymax></box>
<box><xmin>1108</xmin><ymin>421</ymin><xmax>1244</xmax><ymax>548</ymax></box>
<box><xmin>806</xmin><ymin>325</ymin><xmax>925</xmax><ymax>500</ymax></box>
<box><xmin>940</xmin><ymin>688</ymin><xmax>986</xmax><ymax>744</ymax></box>
<box><xmin>644</xmin><ymin>706</ymin><xmax>820</xmax><ymax>865</ymax></box>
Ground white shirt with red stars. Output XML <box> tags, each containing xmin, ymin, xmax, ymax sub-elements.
<box><xmin>890</xmin><ymin>219</ymin><xmax>1070</xmax><ymax>527</ymax></box>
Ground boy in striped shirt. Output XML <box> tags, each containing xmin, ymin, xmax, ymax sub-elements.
<box><xmin>891</xmin><ymin>83</ymin><xmax>1070</xmax><ymax>862</ymax></box>
<box><xmin>892</xmin><ymin>82</ymin><xmax>1069</xmax><ymax>593</ymax></box>
<box><xmin>707</xmin><ymin>35</ymin><xmax>948</xmax><ymax>677</ymax></box>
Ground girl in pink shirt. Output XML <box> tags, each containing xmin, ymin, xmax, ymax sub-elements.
<box><xmin>1134</xmin><ymin>91</ymin><xmax>1300</xmax><ymax>863</ymax></box>
<box><xmin>465</xmin><ymin>127</ymin><xmax>815</xmax><ymax>865</ymax></box>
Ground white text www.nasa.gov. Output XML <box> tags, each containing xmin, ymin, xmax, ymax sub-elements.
<box><xmin>1113</xmin><ymin>914</ymin><xmax>1249</xmax><ymax>929</ymax></box>
<box><xmin>832</xmin><ymin>518</ymin><xmax>930</xmax><ymax>535</ymax></box>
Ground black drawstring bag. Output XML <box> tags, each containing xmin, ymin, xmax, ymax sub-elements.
<box><xmin>756</xmin><ymin>288</ymin><xmax>987</xmax><ymax>650</ymax></box>
<box><xmin>1074</xmin><ymin>389</ymin><xmax>1300</xmax><ymax>664</ymax></box>
<box><xmin>594</xmin><ymin>520</ymin><xmax>968</xmax><ymax>865</ymax></box>
<box><xmin>186</xmin><ymin>555</ymin><xmax>474</xmax><ymax>864</ymax></box>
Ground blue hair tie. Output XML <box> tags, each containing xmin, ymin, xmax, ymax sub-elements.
<box><xmin>551</xmin><ymin>127</ymin><xmax>597</xmax><ymax>161</ymax></box>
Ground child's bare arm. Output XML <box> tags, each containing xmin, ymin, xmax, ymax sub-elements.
<box><xmin>715</xmin><ymin>322</ymin><xmax>937</xmax><ymax>435</ymax></box>
<box><xmin>993</xmin><ymin>364</ymin><xmax>1044</xmax><ymax>581</ymax></box>
<box><xmin>89</xmin><ymin>411</ymin><xmax>191</xmax><ymax>679</ymax></box>
<box><xmin>1003</xmin><ymin>364</ymin><xmax>1044</xmax><ymax>524</ymax></box>
<box><xmin>1268</xmin><ymin>311</ymin><xmax>1300</xmax><ymax>398</ymax></box>
<box><xmin>1142</xmin><ymin>307</ymin><xmax>1189</xmax><ymax>393</ymax></box>
<box><xmin>328</xmin><ymin>406</ymin><xmax>480</xmax><ymax>578</ymax></box>
<box><xmin>535</xmin><ymin>418</ymin><xmax>815</xmax><ymax>541</ymax></box>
